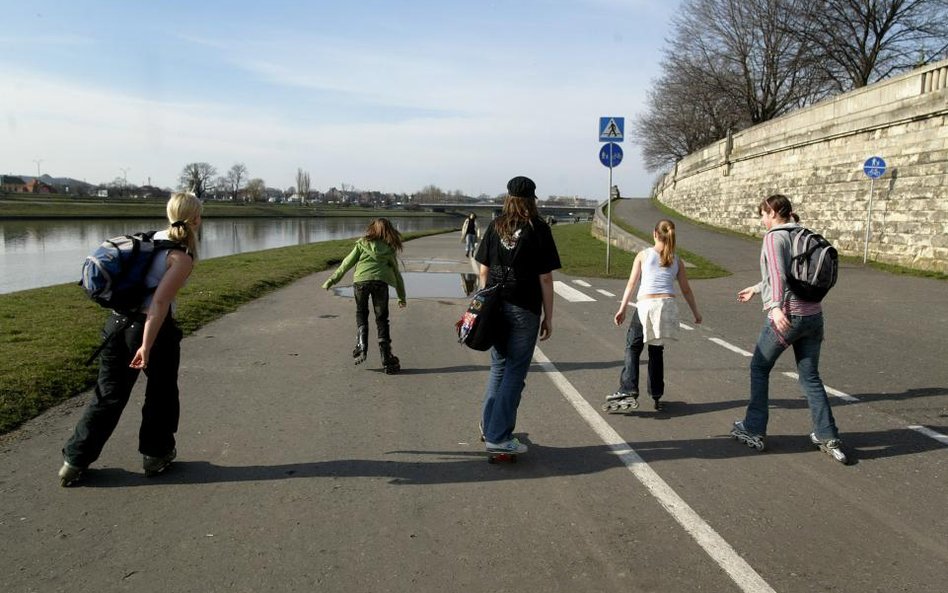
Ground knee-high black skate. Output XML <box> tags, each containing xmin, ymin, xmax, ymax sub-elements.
<box><xmin>380</xmin><ymin>343</ymin><xmax>400</xmax><ymax>374</ymax></box>
<box><xmin>353</xmin><ymin>325</ymin><xmax>368</xmax><ymax>365</ymax></box>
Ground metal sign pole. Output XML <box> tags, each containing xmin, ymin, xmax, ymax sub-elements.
<box><xmin>606</xmin><ymin>144</ymin><xmax>613</xmax><ymax>274</ymax></box>
<box><xmin>863</xmin><ymin>178</ymin><xmax>875</xmax><ymax>264</ymax></box>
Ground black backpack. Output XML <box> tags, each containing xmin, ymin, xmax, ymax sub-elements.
<box><xmin>79</xmin><ymin>231</ymin><xmax>185</xmax><ymax>313</ymax></box>
<box><xmin>771</xmin><ymin>227</ymin><xmax>838</xmax><ymax>302</ymax></box>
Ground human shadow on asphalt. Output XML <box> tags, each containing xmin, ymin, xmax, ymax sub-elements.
<box><xmin>845</xmin><ymin>386</ymin><xmax>948</xmax><ymax>404</ymax></box>
<box><xmin>390</xmin><ymin>364</ymin><xmax>489</xmax><ymax>375</ymax></box>
<box><xmin>379</xmin><ymin>360</ymin><xmax>623</xmax><ymax>375</ymax></box>
<box><xmin>75</xmin><ymin>427</ymin><xmax>942</xmax><ymax>488</ymax></box>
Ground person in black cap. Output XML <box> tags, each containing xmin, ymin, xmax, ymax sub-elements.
<box><xmin>474</xmin><ymin>176</ymin><xmax>561</xmax><ymax>455</ymax></box>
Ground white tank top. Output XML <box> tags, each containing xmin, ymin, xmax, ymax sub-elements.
<box><xmin>637</xmin><ymin>248</ymin><xmax>678</xmax><ymax>298</ymax></box>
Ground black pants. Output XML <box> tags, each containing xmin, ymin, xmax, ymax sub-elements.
<box><xmin>619</xmin><ymin>309</ymin><xmax>665</xmax><ymax>398</ymax></box>
<box><xmin>63</xmin><ymin>312</ymin><xmax>182</xmax><ymax>467</ymax></box>
<box><xmin>353</xmin><ymin>280</ymin><xmax>391</xmax><ymax>346</ymax></box>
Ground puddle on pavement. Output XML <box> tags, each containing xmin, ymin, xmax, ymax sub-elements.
<box><xmin>332</xmin><ymin>272</ymin><xmax>479</xmax><ymax>299</ymax></box>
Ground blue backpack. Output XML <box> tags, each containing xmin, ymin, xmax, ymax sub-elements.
<box><xmin>79</xmin><ymin>231</ymin><xmax>185</xmax><ymax>313</ymax></box>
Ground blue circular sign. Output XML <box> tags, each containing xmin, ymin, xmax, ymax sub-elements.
<box><xmin>863</xmin><ymin>156</ymin><xmax>886</xmax><ymax>179</ymax></box>
<box><xmin>599</xmin><ymin>142</ymin><xmax>623</xmax><ymax>168</ymax></box>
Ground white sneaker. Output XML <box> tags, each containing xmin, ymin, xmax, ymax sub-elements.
<box><xmin>485</xmin><ymin>438</ymin><xmax>528</xmax><ymax>454</ymax></box>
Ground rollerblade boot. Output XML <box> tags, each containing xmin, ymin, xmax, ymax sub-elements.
<box><xmin>380</xmin><ymin>343</ymin><xmax>400</xmax><ymax>375</ymax></box>
<box><xmin>143</xmin><ymin>448</ymin><xmax>176</xmax><ymax>476</ymax></box>
<box><xmin>58</xmin><ymin>460</ymin><xmax>84</xmax><ymax>487</ymax></box>
<box><xmin>353</xmin><ymin>325</ymin><xmax>368</xmax><ymax>365</ymax></box>
<box><xmin>602</xmin><ymin>390</ymin><xmax>639</xmax><ymax>412</ymax></box>
<box><xmin>730</xmin><ymin>421</ymin><xmax>765</xmax><ymax>451</ymax></box>
<box><xmin>810</xmin><ymin>433</ymin><xmax>849</xmax><ymax>464</ymax></box>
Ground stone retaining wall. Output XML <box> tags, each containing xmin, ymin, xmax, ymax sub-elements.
<box><xmin>652</xmin><ymin>59</ymin><xmax>948</xmax><ymax>272</ymax></box>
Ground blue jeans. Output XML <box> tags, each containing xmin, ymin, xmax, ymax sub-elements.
<box><xmin>481</xmin><ymin>301</ymin><xmax>540</xmax><ymax>444</ymax></box>
<box><xmin>743</xmin><ymin>313</ymin><xmax>839</xmax><ymax>440</ymax></box>
<box><xmin>464</xmin><ymin>234</ymin><xmax>477</xmax><ymax>255</ymax></box>
<box><xmin>619</xmin><ymin>309</ymin><xmax>664</xmax><ymax>398</ymax></box>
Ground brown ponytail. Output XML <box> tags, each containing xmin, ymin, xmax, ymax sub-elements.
<box><xmin>655</xmin><ymin>219</ymin><xmax>676</xmax><ymax>267</ymax></box>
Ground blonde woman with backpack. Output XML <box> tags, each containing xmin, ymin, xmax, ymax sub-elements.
<box><xmin>59</xmin><ymin>192</ymin><xmax>202</xmax><ymax>486</ymax></box>
<box><xmin>730</xmin><ymin>194</ymin><xmax>847</xmax><ymax>463</ymax></box>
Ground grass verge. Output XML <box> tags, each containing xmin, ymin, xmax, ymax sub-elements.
<box><xmin>0</xmin><ymin>229</ymin><xmax>451</xmax><ymax>435</ymax></box>
<box><xmin>550</xmin><ymin>223</ymin><xmax>636</xmax><ymax>279</ymax></box>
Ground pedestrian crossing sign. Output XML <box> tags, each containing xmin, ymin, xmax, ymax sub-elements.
<box><xmin>599</xmin><ymin>117</ymin><xmax>624</xmax><ymax>142</ymax></box>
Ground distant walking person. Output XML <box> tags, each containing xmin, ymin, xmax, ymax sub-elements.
<box><xmin>461</xmin><ymin>212</ymin><xmax>479</xmax><ymax>258</ymax></box>
<box><xmin>476</xmin><ymin>176</ymin><xmax>561</xmax><ymax>455</ymax></box>
<box><xmin>730</xmin><ymin>194</ymin><xmax>847</xmax><ymax>463</ymax></box>
<box><xmin>323</xmin><ymin>218</ymin><xmax>406</xmax><ymax>374</ymax></box>
<box><xmin>607</xmin><ymin>219</ymin><xmax>701</xmax><ymax>412</ymax></box>
<box><xmin>59</xmin><ymin>192</ymin><xmax>203</xmax><ymax>486</ymax></box>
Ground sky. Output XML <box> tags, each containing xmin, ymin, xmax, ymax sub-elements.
<box><xmin>0</xmin><ymin>0</ymin><xmax>679</xmax><ymax>200</ymax></box>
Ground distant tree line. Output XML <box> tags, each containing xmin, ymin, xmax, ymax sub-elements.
<box><xmin>635</xmin><ymin>0</ymin><xmax>948</xmax><ymax>172</ymax></box>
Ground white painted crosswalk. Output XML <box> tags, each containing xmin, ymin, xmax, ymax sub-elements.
<box><xmin>553</xmin><ymin>280</ymin><xmax>596</xmax><ymax>302</ymax></box>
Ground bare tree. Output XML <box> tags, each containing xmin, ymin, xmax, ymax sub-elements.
<box><xmin>178</xmin><ymin>162</ymin><xmax>217</xmax><ymax>199</ymax></box>
<box><xmin>634</xmin><ymin>55</ymin><xmax>749</xmax><ymax>171</ymax></box>
<box><xmin>245</xmin><ymin>178</ymin><xmax>266</xmax><ymax>202</ymax></box>
<box><xmin>296</xmin><ymin>168</ymin><xmax>311</xmax><ymax>203</ymax></box>
<box><xmin>672</xmin><ymin>0</ymin><xmax>826</xmax><ymax>125</ymax></box>
<box><xmin>797</xmin><ymin>0</ymin><xmax>948</xmax><ymax>91</ymax></box>
<box><xmin>225</xmin><ymin>163</ymin><xmax>248</xmax><ymax>201</ymax></box>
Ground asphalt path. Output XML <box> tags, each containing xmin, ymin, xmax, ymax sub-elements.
<box><xmin>1</xmin><ymin>216</ymin><xmax>945</xmax><ymax>593</ymax></box>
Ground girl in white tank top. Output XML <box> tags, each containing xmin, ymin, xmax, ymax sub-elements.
<box><xmin>607</xmin><ymin>219</ymin><xmax>702</xmax><ymax>412</ymax></box>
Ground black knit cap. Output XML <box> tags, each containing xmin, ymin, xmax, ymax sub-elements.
<box><xmin>506</xmin><ymin>176</ymin><xmax>537</xmax><ymax>199</ymax></box>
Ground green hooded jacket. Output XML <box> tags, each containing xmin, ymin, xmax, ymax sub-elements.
<box><xmin>322</xmin><ymin>238</ymin><xmax>406</xmax><ymax>302</ymax></box>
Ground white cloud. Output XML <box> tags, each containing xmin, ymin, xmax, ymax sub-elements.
<box><xmin>0</xmin><ymin>57</ymin><xmax>657</xmax><ymax>197</ymax></box>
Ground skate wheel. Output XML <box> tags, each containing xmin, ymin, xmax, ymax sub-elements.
<box><xmin>601</xmin><ymin>403</ymin><xmax>610</xmax><ymax>412</ymax></box>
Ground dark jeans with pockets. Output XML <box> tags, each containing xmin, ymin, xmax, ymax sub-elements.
<box><xmin>619</xmin><ymin>308</ymin><xmax>665</xmax><ymax>399</ymax></box>
<box><xmin>64</xmin><ymin>311</ymin><xmax>182</xmax><ymax>467</ymax></box>
<box><xmin>353</xmin><ymin>280</ymin><xmax>391</xmax><ymax>346</ymax></box>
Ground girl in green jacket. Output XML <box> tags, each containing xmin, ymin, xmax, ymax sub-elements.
<box><xmin>322</xmin><ymin>218</ymin><xmax>406</xmax><ymax>374</ymax></box>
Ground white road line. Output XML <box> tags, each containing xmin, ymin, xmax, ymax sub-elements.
<box><xmin>709</xmin><ymin>338</ymin><xmax>753</xmax><ymax>357</ymax></box>
<box><xmin>596</xmin><ymin>289</ymin><xmax>616</xmax><ymax>298</ymax></box>
<box><xmin>780</xmin><ymin>372</ymin><xmax>860</xmax><ymax>402</ymax></box>
<box><xmin>553</xmin><ymin>281</ymin><xmax>596</xmax><ymax>302</ymax></box>
<box><xmin>534</xmin><ymin>347</ymin><xmax>777</xmax><ymax>593</ymax></box>
<box><xmin>572</xmin><ymin>279</ymin><xmax>592</xmax><ymax>287</ymax></box>
<box><xmin>908</xmin><ymin>425</ymin><xmax>948</xmax><ymax>446</ymax></box>
<box><xmin>680</xmin><ymin>322</ymin><xmax>694</xmax><ymax>331</ymax></box>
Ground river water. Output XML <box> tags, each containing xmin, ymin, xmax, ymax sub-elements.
<box><xmin>0</xmin><ymin>216</ymin><xmax>455</xmax><ymax>294</ymax></box>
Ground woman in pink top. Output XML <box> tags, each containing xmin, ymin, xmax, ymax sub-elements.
<box><xmin>730</xmin><ymin>194</ymin><xmax>847</xmax><ymax>464</ymax></box>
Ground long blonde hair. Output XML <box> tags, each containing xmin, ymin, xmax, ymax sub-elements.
<box><xmin>495</xmin><ymin>196</ymin><xmax>538</xmax><ymax>243</ymax></box>
<box><xmin>364</xmin><ymin>218</ymin><xmax>403</xmax><ymax>252</ymax></box>
<box><xmin>655</xmin><ymin>219</ymin><xmax>676</xmax><ymax>267</ymax></box>
<box><xmin>166</xmin><ymin>192</ymin><xmax>202</xmax><ymax>259</ymax></box>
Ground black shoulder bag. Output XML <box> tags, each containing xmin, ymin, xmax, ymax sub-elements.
<box><xmin>455</xmin><ymin>228</ymin><xmax>524</xmax><ymax>351</ymax></box>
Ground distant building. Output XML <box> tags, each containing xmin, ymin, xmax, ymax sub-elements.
<box><xmin>24</xmin><ymin>179</ymin><xmax>54</xmax><ymax>194</ymax></box>
<box><xmin>1</xmin><ymin>175</ymin><xmax>27</xmax><ymax>193</ymax></box>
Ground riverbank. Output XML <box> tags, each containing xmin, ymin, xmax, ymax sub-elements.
<box><xmin>0</xmin><ymin>222</ymin><xmax>646</xmax><ymax>435</ymax></box>
<box><xmin>0</xmin><ymin>229</ymin><xmax>454</xmax><ymax>436</ymax></box>
<box><xmin>0</xmin><ymin>194</ymin><xmax>459</xmax><ymax>220</ymax></box>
